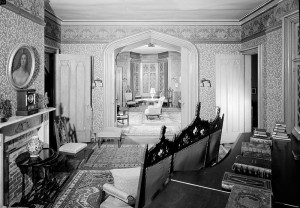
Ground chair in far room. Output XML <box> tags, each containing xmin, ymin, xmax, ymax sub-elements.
<box><xmin>144</xmin><ymin>96</ymin><xmax>165</xmax><ymax>119</ymax></box>
<box><xmin>125</xmin><ymin>91</ymin><xmax>138</xmax><ymax>107</ymax></box>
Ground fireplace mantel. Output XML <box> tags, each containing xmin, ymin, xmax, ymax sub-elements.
<box><xmin>0</xmin><ymin>107</ymin><xmax>55</xmax><ymax>207</ymax></box>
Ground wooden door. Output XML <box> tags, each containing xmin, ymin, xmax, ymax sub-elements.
<box><xmin>216</xmin><ymin>54</ymin><xmax>249</xmax><ymax>143</ymax></box>
<box><xmin>55</xmin><ymin>54</ymin><xmax>92</xmax><ymax>142</ymax></box>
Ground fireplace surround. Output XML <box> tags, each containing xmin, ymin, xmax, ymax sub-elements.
<box><xmin>0</xmin><ymin>107</ymin><xmax>55</xmax><ymax>207</ymax></box>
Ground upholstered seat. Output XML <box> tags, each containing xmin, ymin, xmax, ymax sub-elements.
<box><xmin>59</xmin><ymin>142</ymin><xmax>87</xmax><ymax>154</ymax></box>
<box><xmin>100</xmin><ymin>163</ymin><xmax>145</xmax><ymax>207</ymax></box>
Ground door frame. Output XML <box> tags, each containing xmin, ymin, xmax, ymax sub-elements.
<box><xmin>103</xmin><ymin>30</ymin><xmax>199</xmax><ymax>128</ymax></box>
<box><xmin>240</xmin><ymin>45</ymin><xmax>264</xmax><ymax>129</ymax></box>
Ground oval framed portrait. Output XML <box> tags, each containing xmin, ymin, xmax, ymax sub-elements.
<box><xmin>6</xmin><ymin>44</ymin><xmax>35</xmax><ymax>89</ymax></box>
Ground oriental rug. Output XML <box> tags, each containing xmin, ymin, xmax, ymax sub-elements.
<box><xmin>80</xmin><ymin>144</ymin><xmax>145</xmax><ymax>170</ymax></box>
<box><xmin>52</xmin><ymin>170</ymin><xmax>113</xmax><ymax>208</ymax></box>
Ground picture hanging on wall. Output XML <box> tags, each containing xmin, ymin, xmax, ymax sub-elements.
<box><xmin>6</xmin><ymin>44</ymin><xmax>35</xmax><ymax>89</ymax></box>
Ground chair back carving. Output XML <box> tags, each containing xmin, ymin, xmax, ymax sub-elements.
<box><xmin>173</xmin><ymin>102</ymin><xmax>210</xmax><ymax>152</ymax></box>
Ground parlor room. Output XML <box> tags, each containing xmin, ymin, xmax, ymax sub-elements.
<box><xmin>0</xmin><ymin>0</ymin><xmax>299</xmax><ymax>208</ymax></box>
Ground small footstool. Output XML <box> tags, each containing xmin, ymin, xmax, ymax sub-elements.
<box><xmin>95</xmin><ymin>127</ymin><xmax>123</xmax><ymax>148</ymax></box>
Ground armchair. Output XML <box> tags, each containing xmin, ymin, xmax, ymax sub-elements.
<box><xmin>100</xmin><ymin>146</ymin><xmax>147</xmax><ymax>208</ymax></box>
<box><xmin>144</xmin><ymin>96</ymin><xmax>165</xmax><ymax>119</ymax></box>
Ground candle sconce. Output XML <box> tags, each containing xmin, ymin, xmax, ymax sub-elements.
<box><xmin>200</xmin><ymin>78</ymin><xmax>211</xmax><ymax>87</ymax></box>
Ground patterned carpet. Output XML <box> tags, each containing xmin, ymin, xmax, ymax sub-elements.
<box><xmin>80</xmin><ymin>144</ymin><xmax>145</xmax><ymax>170</ymax></box>
<box><xmin>52</xmin><ymin>170</ymin><xmax>113</xmax><ymax>208</ymax></box>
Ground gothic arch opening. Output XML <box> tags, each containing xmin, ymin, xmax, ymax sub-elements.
<box><xmin>103</xmin><ymin>30</ymin><xmax>199</xmax><ymax>127</ymax></box>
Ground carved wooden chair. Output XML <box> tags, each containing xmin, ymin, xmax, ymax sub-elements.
<box><xmin>135</xmin><ymin>126</ymin><xmax>174</xmax><ymax>208</ymax></box>
<box><xmin>54</xmin><ymin>116</ymin><xmax>87</xmax><ymax>169</ymax></box>
<box><xmin>205</xmin><ymin>107</ymin><xmax>225</xmax><ymax>167</ymax></box>
<box><xmin>172</xmin><ymin>102</ymin><xmax>211</xmax><ymax>171</ymax></box>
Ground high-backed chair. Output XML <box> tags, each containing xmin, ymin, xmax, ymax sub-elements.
<box><xmin>125</xmin><ymin>92</ymin><xmax>137</xmax><ymax>107</ymax></box>
<box><xmin>172</xmin><ymin>102</ymin><xmax>211</xmax><ymax>171</ymax></box>
<box><xmin>54</xmin><ymin>116</ymin><xmax>87</xmax><ymax>168</ymax></box>
<box><xmin>135</xmin><ymin>126</ymin><xmax>174</xmax><ymax>208</ymax></box>
<box><xmin>144</xmin><ymin>96</ymin><xmax>165</xmax><ymax>119</ymax></box>
<box><xmin>205</xmin><ymin>107</ymin><xmax>225</xmax><ymax>167</ymax></box>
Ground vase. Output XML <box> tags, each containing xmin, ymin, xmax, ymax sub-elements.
<box><xmin>26</xmin><ymin>135</ymin><xmax>43</xmax><ymax>157</ymax></box>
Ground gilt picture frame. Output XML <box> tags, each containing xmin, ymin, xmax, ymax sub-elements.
<box><xmin>7</xmin><ymin>44</ymin><xmax>35</xmax><ymax>89</ymax></box>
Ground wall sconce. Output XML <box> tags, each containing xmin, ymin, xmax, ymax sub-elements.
<box><xmin>92</xmin><ymin>78</ymin><xmax>103</xmax><ymax>89</ymax></box>
<box><xmin>200</xmin><ymin>78</ymin><xmax>211</xmax><ymax>87</ymax></box>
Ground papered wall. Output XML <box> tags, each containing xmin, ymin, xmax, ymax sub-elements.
<box><xmin>197</xmin><ymin>44</ymin><xmax>241</xmax><ymax>120</ymax></box>
<box><xmin>241</xmin><ymin>29</ymin><xmax>283</xmax><ymax>132</ymax></box>
<box><xmin>0</xmin><ymin>6</ymin><xmax>44</xmax><ymax>115</ymax></box>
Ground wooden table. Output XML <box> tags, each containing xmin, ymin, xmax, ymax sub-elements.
<box><xmin>150</xmin><ymin>133</ymin><xmax>300</xmax><ymax>207</ymax></box>
<box><xmin>14</xmin><ymin>148</ymin><xmax>60</xmax><ymax>206</ymax></box>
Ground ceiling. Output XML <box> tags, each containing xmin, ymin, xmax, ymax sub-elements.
<box><xmin>49</xmin><ymin>0</ymin><xmax>269</xmax><ymax>22</ymax></box>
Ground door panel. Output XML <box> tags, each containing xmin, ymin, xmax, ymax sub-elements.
<box><xmin>216</xmin><ymin>55</ymin><xmax>247</xmax><ymax>143</ymax></box>
<box><xmin>55</xmin><ymin>54</ymin><xmax>92</xmax><ymax>142</ymax></box>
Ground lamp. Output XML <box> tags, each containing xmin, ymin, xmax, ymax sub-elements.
<box><xmin>150</xmin><ymin>88</ymin><xmax>156</xmax><ymax>99</ymax></box>
<box><xmin>200</xmin><ymin>78</ymin><xmax>211</xmax><ymax>87</ymax></box>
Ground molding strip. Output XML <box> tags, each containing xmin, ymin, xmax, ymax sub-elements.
<box><xmin>2</xmin><ymin>1</ymin><xmax>44</xmax><ymax>26</ymax></box>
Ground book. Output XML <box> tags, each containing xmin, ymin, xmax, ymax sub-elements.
<box><xmin>253</xmin><ymin>128</ymin><xmax>268</xmax><ymax>137</ymax></box>
<box><xmin>242</xmin><ymin>151</ymin><xmax>272</xmax><ymax>161</ymax></box>
<box><xmin>275</xmin><ymin>122</ymin><xmax>287</xmax><ymax>128</ymax></box>
<box><xmin>225</xmin><ymin>184</ymin><xmax>272</xmax><ymax>208</ymax></box>
<box><xmin>222</xmin><ymin>172</ymin><xmax>272</xmax><ymax>192</ymax></box>
<box><xmin>232</xmin><ymin>155</ymin><xmax>272</xmax><ymax>179</ymax></box>
<box><xmin>241</xmin><ymin>142</ymin><xmax>271</xmax><ymax>155</ymax></box>
<box><xmin>250</xmin><ymin>136</ymin><xmax>272</xmax><ymax>146</ymax></box>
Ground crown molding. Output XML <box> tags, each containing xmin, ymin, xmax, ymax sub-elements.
<box><xmin>240</xmin><ymin>0</ymin><xmax>280</xmax><ymax>24</ymax></box>
<box><xmin>60</xmin><ymin>20</ymin><xmax>241</xmax><ymax>26</ymax></box>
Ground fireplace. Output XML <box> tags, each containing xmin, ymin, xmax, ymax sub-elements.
<box><xmin>0</xmin><ymin>108</ymin><xmax>55</xmax><ymax>207</ymax></box>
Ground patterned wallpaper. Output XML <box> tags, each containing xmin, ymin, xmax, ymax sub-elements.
<box><xmin>60</xmin><ymin>44</ymin><xmax>107</xmax><ymax>130</ymax></box>
<box><xmin>241</xmin><ymin>29</ymin><xmax>283</xmax><ymax>132</ymax></box>
<box><xmin>0</xmin><ymin>6</ymin><xmax>45</xmax><ymax>115</ymax></box>
<box><xmin>264</xmin><ymin>29</ymin><xmax>284</xmax><ymax>131</ymax></box>
<box><xmin>61</xmin><ymin>25</ymin><xmax>241</xmax><ymax>44</ymax></box>
<box><xmin>196</xmin><ymin>44</ymin><xmax>241</xmax><ymax>120</ymax></box>
<box><xmin>242</xmin><ymin>0</ymin><xmax>299</xmax><ymax>41</ymax></box>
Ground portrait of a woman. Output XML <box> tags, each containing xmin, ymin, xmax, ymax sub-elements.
<box><xmin>12</xmin><ymin>52</ymin><xmax>30</xmax><ymax>86</ymax></box>
<box><xmin>7</xmin><ymin>45</ymin><xmax>35</xmax><ymax>89</ymax></box>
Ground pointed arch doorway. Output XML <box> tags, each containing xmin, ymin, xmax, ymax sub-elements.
<box><xmin>103</xmin><ymin>30</ymin><xmax>199</xmax><ymax>128</ymax></box>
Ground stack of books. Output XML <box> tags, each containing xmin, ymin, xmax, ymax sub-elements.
<box><xmin>272</xmin><ymin>122</ymin><xmax>290</xmax><ymax>140</ymax></box>
<box><xmin>225</xmin><ymin>184</ymin><xmax>272</xmax><ymax>208</ymax></box>
<box><xmin>253</xmin><ymin>128</ymin><xmax>268</xmax><ymax>137</ymax></box>
<box><xmin>232</xmin><ymin>155</ymin><xmax>272</xmax><ymax>179</ymax></box>
<box><xmin>222</xmin><ymin>172</ymin><xmax>272</xmax><ymax>192</ymax></box>
<box><xmin>250</xmin><ymin>128</ymin><xmax>272</xmax><ymax>146</ymax></box>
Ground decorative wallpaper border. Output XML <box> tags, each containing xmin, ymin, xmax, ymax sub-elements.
<box><xmin>61</xmin><ymin>25</ymin><xmax>241</xmax><ymax>44</ymax></box>
<box><xmin>2</xmin><ymin>0</ymin><xmax>44</xmax><ymax>25</ymax></box>
<box><xmin>241</xmin><ymin>0</ymin><xmax>299</xmax><ymax>41</ymax></box>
